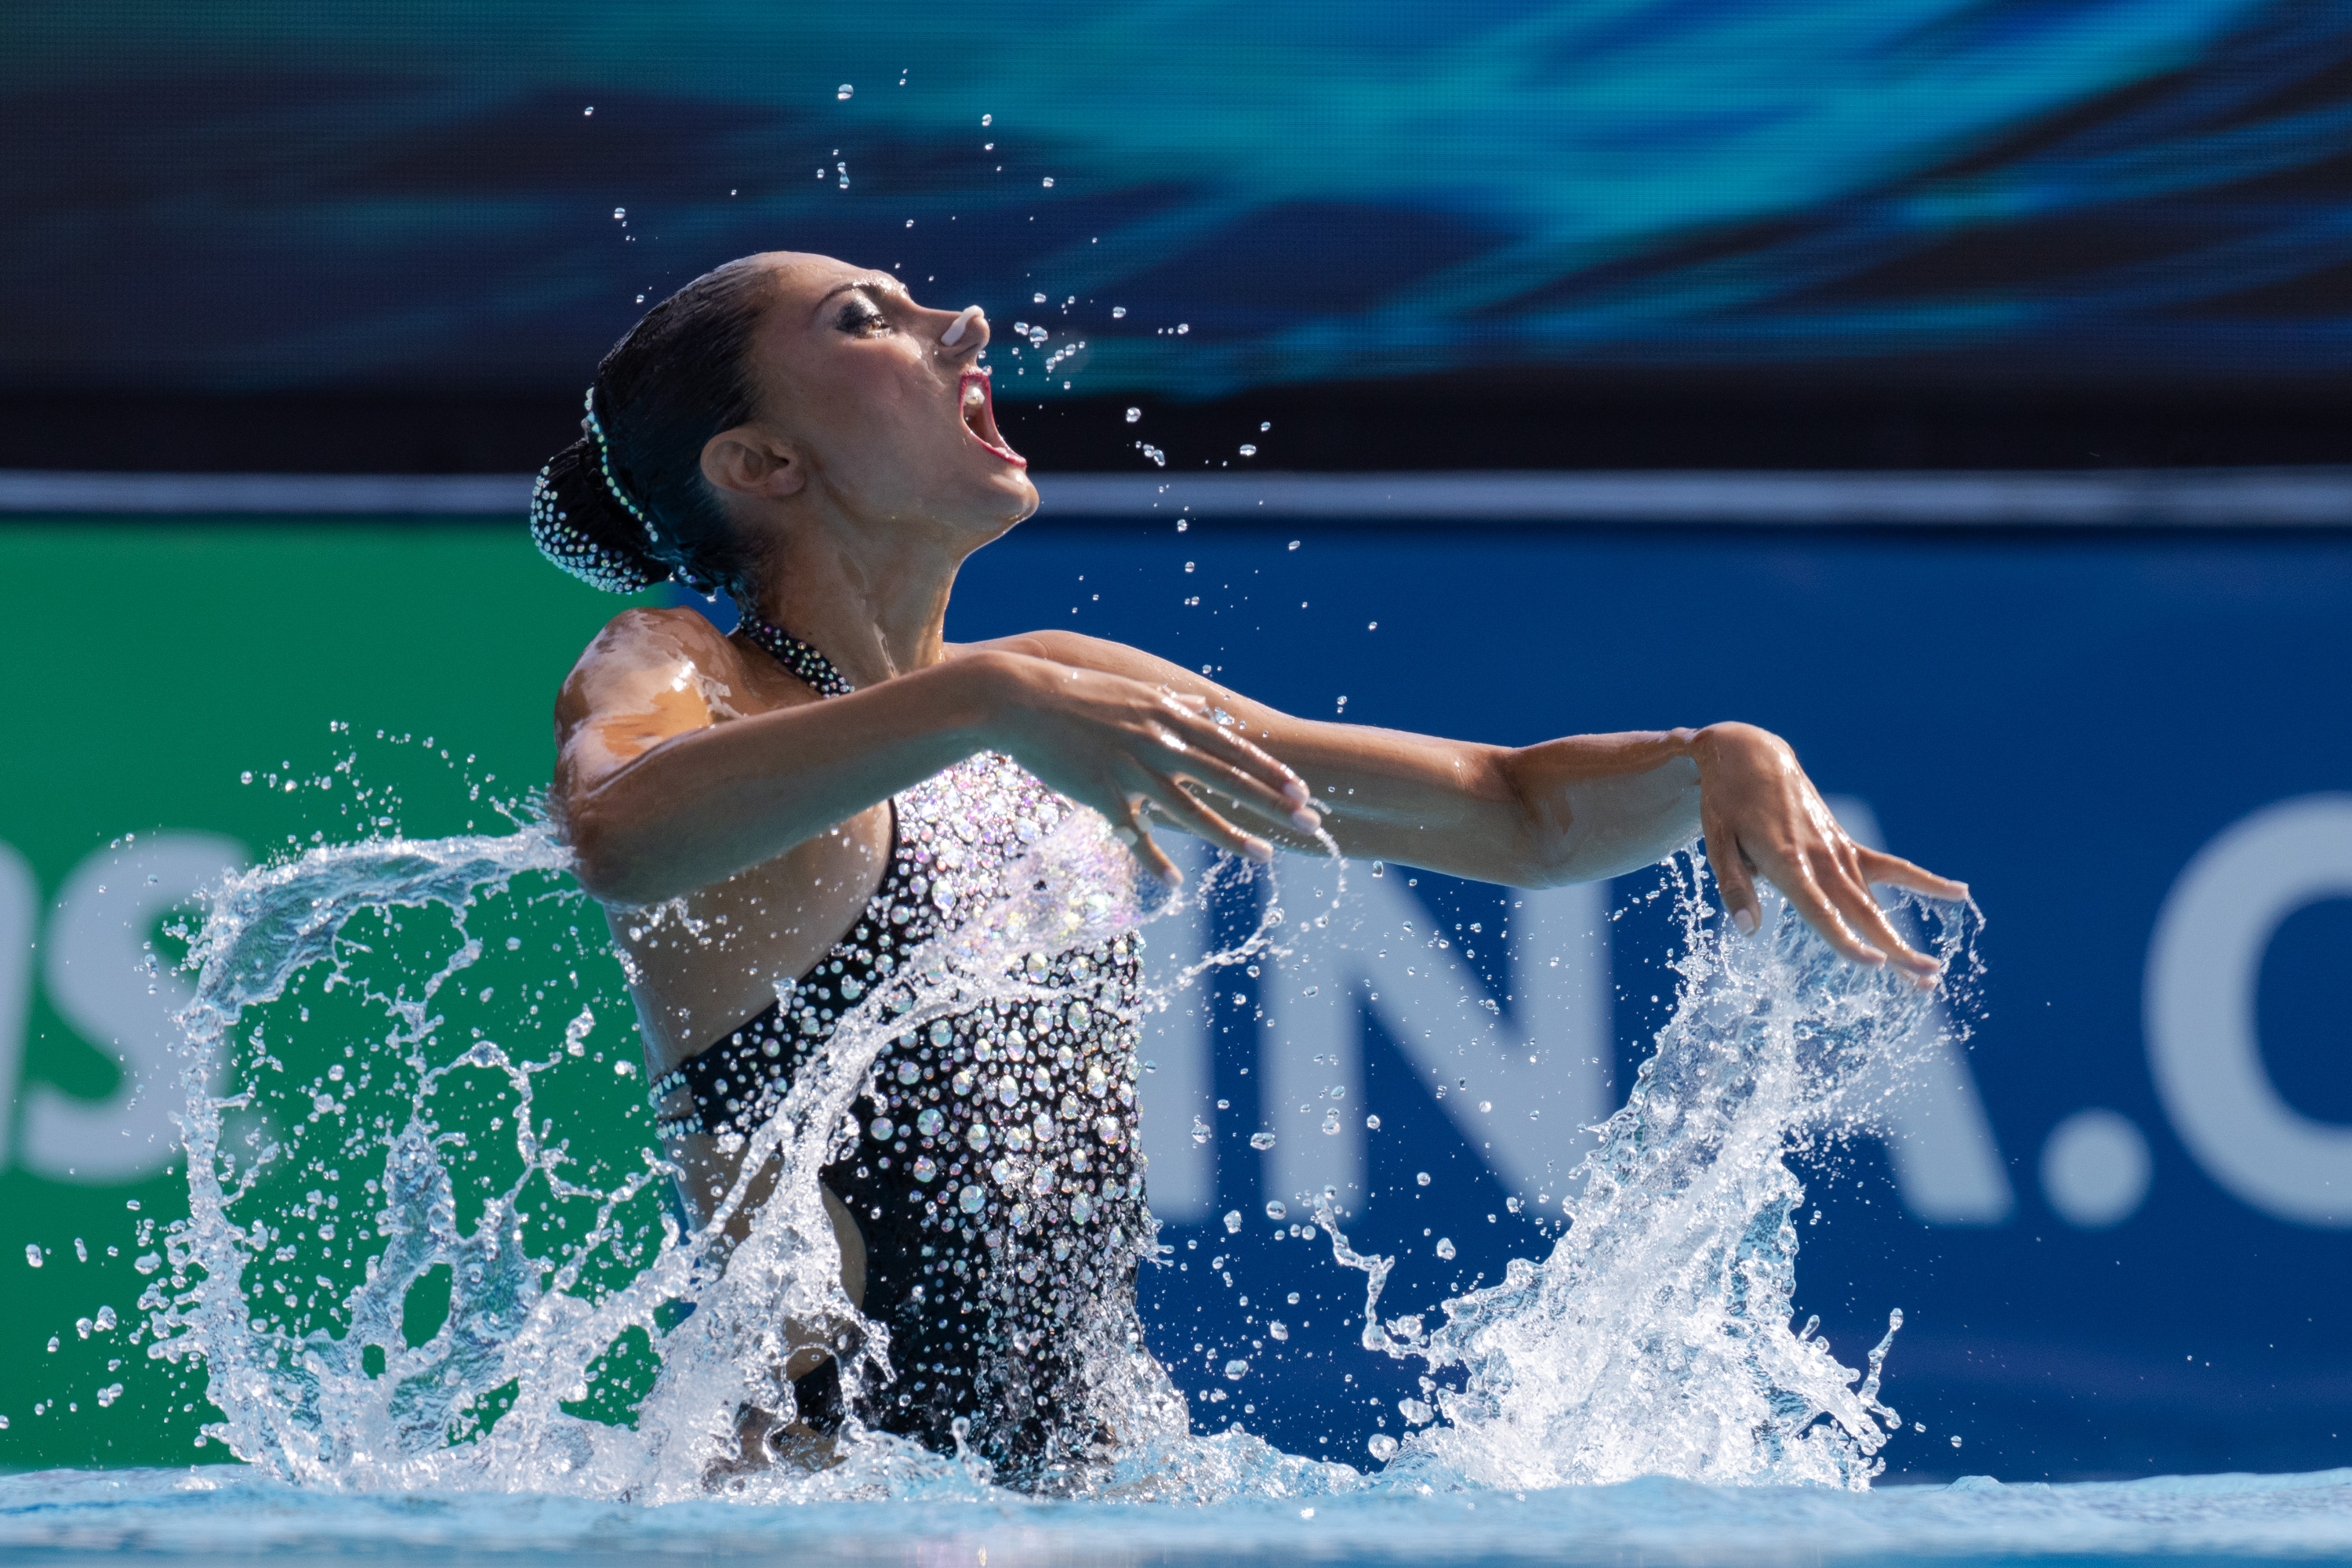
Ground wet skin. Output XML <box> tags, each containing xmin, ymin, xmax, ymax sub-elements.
<box><xmin>547</xmin><ymin>252</ymin><xmax>1967</xmax><ymax>1399</ymax></box>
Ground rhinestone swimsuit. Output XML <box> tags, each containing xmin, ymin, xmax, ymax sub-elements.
<box><xmin>648</xmin><ymin>613</ymin><xmax>1156</xmax><ymax>1478</ymax></box>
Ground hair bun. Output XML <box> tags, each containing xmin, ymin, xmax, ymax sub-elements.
<box><xmin>529</xmin><ymin>437</ymin><xmax>671</xmax><ymax>593</ymax></box>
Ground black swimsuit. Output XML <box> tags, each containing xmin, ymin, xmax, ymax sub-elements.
<box><xmin>648</xmin><ymin>615</ymin><xmax>1159</xmax><ymax>1479</ymax></box>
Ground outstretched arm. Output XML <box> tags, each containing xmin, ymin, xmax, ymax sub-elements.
<box><xmin>552</xmin><ymin>609</ymin><xmax>1316</xmax><ymax>906</ymax></box>
<box><xmin>989</xmin><ymin>630</ymin><xmax>1965</xmax><ymax>982</ymax></box>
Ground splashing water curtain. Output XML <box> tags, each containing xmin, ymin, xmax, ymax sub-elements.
<box><xmin>139</xmin><ymin>773</ymin><xmax>1975</xmax><ymax>1501</ymax></box>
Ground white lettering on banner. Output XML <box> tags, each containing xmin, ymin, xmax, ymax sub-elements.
<box><xmin>1138</xmin><ymin>837</ymin><xmax>1219</xmax><ymax>1221</ymax></box>
<box><xmin>2147</xmin><ymin>793</ymin><xmax>2352</xmax><ymax>1228</ymax></box>
<box><xmin>21</xmin><ymin>834</ymin><xmax>245</xmax><ymax>1183</ymax></box>
<box><xmin>0</xmin><ymin>842</ymin><xmax>34</xmax><ymax>1169</ymax></box>
<box><xmin>1823</xmin><ymin>798</ymin><xmax>2014</xmax><ymax>1226</ymax></box>
<box><xmin>1260</xmin><ymin>864</ymin><xmax>1612</xmax><ymax>1207</ymax></box>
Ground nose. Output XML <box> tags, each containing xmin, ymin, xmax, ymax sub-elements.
<box><xmin>938</xmin><ymin>305</ymin><xmax>989</xmax><ymax>354</ymax></box>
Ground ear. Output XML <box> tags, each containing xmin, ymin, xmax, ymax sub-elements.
<box><xmin>701</xmin><ymin>426</ymin><xmax>807</xmax><ymax>499</ymax></box>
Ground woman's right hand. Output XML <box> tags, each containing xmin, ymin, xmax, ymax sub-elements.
<box><xmin>972</xmin><ymin>652</ymin><xmax>1323</xmax><ymax>884</ymax></box>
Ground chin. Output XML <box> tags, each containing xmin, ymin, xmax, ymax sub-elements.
<box><xmin>996</xmin><ymin>470</ymin><xmax>1041</xmax><ymax>524</ymax></box>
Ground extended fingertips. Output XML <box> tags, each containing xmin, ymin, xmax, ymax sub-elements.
<box><xmin>1731</xmin><ymin>905</ymin><xmax>1758</xmax><ymax>936</ymax></box>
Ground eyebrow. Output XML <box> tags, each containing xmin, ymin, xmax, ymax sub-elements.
<box><xmin>809</xmin><ymin>277</ymin><xmax>904</xmax><ymax>320</ymax></box>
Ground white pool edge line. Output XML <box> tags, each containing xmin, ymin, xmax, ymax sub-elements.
<box><xmin>3</xmin><ymin>467</ymin><xmax>2352</xmax><ymax>525</ymax></box>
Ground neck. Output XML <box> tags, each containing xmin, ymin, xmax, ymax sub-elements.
<box><xmin>739</xmin><ymin>504</ymin><xmax>972</xmax><ymax>689</ymax></box>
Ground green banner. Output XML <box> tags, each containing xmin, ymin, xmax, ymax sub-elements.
<box><xmin>0</xmin><ymin>521</ymin><xmax>651</xmax><ymax>1469</ymax></box>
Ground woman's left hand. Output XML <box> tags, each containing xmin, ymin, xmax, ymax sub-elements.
<box><xmin>1690</xmin><ymin>723</ymin><xmax>1968</xmax><ymax>985</ymax></box>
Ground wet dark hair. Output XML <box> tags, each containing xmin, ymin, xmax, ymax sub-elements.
<box><xmin>529</xmin><ymin>256</ymin><xmax>778</xmax><ymax>595</ymax></box>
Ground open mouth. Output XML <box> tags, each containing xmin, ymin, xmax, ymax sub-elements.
<box><xmin>959</xmin><ymin>371</ymin><xmax>1025</xmax><ymax>466</ymax></box>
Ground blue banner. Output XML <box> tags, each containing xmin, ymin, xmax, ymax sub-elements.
<box><xmin>938</xmin><ymin>513</ymin><xmax>2352</xmax><ymax>1482</ymax></box>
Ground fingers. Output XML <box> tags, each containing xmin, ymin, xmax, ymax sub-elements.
<box><xmin>1156</xmin><ymin>696</ymin><xmax>1319</xmax><ymax>834</ymax></box>
<box><xmin>1110</xmin><ymin>793</ymin><xmax>1184</xmax><ymax>887</ymax></box>
<box><xmin>1857</xmin><ymin>847</ymin><xmax>1969</xmax><ymax>902</ymax></box>
<box><xmin>1701</xmin><ymin>806</ymin><xmax>1764</xmax><ymax>937</ymax></box>
<box><xmin>1817</xmin><ymin>845</ymin><xmax>1940</xmax><ymax>985</ymax></box>
<box><xmin>1757</xmin><ymin>847</ymin><xmax>1888</xmax><ymax>970</ymax></box>
<box><xmin>1141</xmin><ymin>773</ymin><xmax>1278</xmax><ymax>865</ymax></box>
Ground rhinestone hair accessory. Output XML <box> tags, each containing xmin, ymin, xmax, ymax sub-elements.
<box><xmin>528</xmin><ymin>385</ymin><xmax>671</xmax><ymax>593</ymax></box>
<box><xmin>736</xmin><ymin>605</ymin><xmax>856</xmax><ymax>697</ymax></box>
<box><xmin>581</xmin><ymin>383</ymin><xmax>660</xmax><ymax>543</ymax></box>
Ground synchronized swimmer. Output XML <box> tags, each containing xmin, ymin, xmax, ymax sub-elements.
<box><xmin>532</xmin><ymin>251</ymin><xmax>1965</xmax><ymax>1479</ymax></box>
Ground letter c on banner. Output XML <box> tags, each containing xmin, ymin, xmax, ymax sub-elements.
<box><xmin>2147</xmin><ymin>794</ymin><xmax>2352</xmax><ymax>1227</ymax></box>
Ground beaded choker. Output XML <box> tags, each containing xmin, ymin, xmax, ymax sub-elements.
<box><xmin>736</xmin><ymin>607</ymin><xmax>855</xmax><ymax>698</ymax></box>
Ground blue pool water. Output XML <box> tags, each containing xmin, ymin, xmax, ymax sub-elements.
<box><xmin>7</xmin><ymin>1464</ymin><xmax>2352</xmax><ymax>1564</ymax></box>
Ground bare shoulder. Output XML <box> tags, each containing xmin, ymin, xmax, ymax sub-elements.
<box><xmin>557</xmin><ymin>608</ymin><xmax>743</xmax><ymax>722</ymax></box>
<box><xmin>554</xmin><ymin>608</ymin><xmax>771</xmax><ymax>793</ymax></box>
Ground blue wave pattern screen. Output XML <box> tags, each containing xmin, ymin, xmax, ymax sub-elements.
<box><xmin>5</xmin><ymin>0</ymin><xmax>2349</xmax><ymax>395</ymax></box>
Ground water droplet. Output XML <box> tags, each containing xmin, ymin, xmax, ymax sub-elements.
<box><xmin>1366</xmin><ymin>1113</ymin><xmax>1382</xmax><ymax>1131</ymax></box>
<box><xmin>23</xmin><ymin>1245</ymin><xmax>41</xmax><ymax>1269</ymax></box>
<box><xmin>837</xmin><ymin>83</ymin><xmax>855</xmax><ymax>100</ymax></box>
<box><xmin>1479</xmin><ymin>1100</ymin><xmax>1492</xmax><ymax>1113</ymax></box>
<box><xmin>1434</xmin><ymin>1236</ymin><xmax>1456</xmax><ymax>1260</ymax></box>
<box><xmin>612</xmin><ymin>207</ymin><xmax>626</xmax><ymax>220</ymax></box>
<box><xmin>959</xmin><ymin>1184</ymin><xmax>986</xmax><ymax>1214</ymax></box>
<box><xmin>912</xmin><ymin>1156</ymin><xmax>938</xmax><ymax>1183</ymax></box>
<box><xmin>1191</xmin><ymin>1116</ymin><xmax>1211</xmax><ymax>1145</ymax></box>
<box><xmin>1321</xmin><ymin>1114</ymin><xmax>1341</xmax><ymax>1135</ymax></box>
<box><xmin>1416</xmin><ymin>1171</ymin><xmax>1432</xmax><ymax>1186</ymax></box>
<box><xmin>583</xmin><ymin>105</ymin><xmax>593</xmax><ymax>116</ymax></box>
<box><xmin>1367</xmin><ymin>1432</ymin><xmax>1398</xmax><ymax>1461</ymax></box>
<box><xmin>1041</xmin><ymin>176</ymin><xmax>1054</xmax><ymax>187</ymax></box>
<box><xmin>1126</xmin><ymin>408</ymin><xmax>1142</xmax><ymax>423</ymax></box>
<box><xmin>1268</xmin><ymin>1320</ymin><xmax>1289</xmax><ymax>1341</ymax></box>
<box><xmin>1223</xmin><ymin>1210</ymin><xmax>1243</xmax><ymax>1233</ymax></box>
<box><xmin>1265</xmin><ymin>1200</ymin><xmax>1287</xmax><ymax>1221</ymax></box>
<box><xmin>1249</xmin><ymin>1132</ymin><xmax>1276</xmax><ymax>1151</ymax></box>
<box><xmin>1176</xmin><ymin>323</ymin><xmax>1190</xmax><ymax>334</ymax></box>
<box><xmin>1951</xmin><ymin>1435</ymin><xmax>1965</xmax><ymax>1448</ymax></box>
<box><xmin>1223</xmin><ymin>1359</ymin><xmax>1249</xmax><ymax>1380</ymax></box>
<box><xmin>869</xmin><ymin>1116</ymin><xmax>894</xmax><ymax>1141</ymax></box>
<box><xmin>1261</xmin><ymin>420</ymin><xmax>1272</xmax><ymax>431</ymax></box>
<box><xmin>982</xmin><ymin>113</ymin><xmax>993</xmax><ymax>126</ymax></box>
<box><xmin>1111</xmin><ymin>306</ymin><xmax>1127</xmax><ymax>318</ymax></box>
<box><xmin>1239</xmin><ymin>444</ymin><xmax>1257</xmax><ymax>457</ymax></box>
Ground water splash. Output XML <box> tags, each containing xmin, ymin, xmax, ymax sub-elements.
<box><xmin>1314</xmin><ymin>855</ymin><xmax>1979</xmax><ymax>1492</ymax></box>
<box><xmin>143</xmin><ymin>804</ymin><xmax>1333</xmax><ymax>1502</ymax></box>
<box><xmin>144</xmin><ymin>790</ymin><xmax>1974</xmax><ymax>1501</ymax></box>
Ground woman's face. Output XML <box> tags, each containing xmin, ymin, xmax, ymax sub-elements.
<box><xmin>739</xmin><ymin>252</ymin><xmax>1036</xmax><ymax>536</ymax></box>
